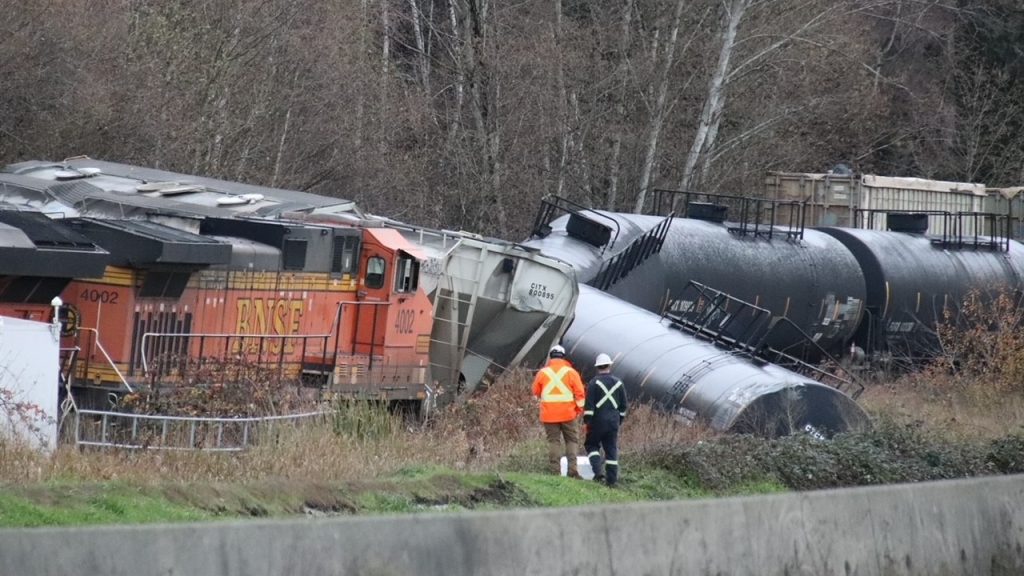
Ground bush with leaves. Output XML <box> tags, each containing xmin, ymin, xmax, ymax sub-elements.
<box><xmin>121</xmin><ymin>356</ymin><xmax>310</xmax><ymax>417</ymax></box>
<box><xmin>642</xmin><ymin>417</ymin><xmax>1016</xmax><ymax>492</ymax></box>
<box><xmin>931</xmin><ymin>287</ymin><xmax>1024</xmax><ymax>394</ymax></box>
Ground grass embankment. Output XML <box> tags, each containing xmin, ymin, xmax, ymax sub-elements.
<box><xmin>2</xmin><ymin>366</ymin><xmax>1024</xmax><ymax>528</ymax></box>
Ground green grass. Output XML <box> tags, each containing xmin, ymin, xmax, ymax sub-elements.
<box><xmin>722</xmin><ymin>480</ymin><xmax>788</xmax><ymax>497</ymax></box>
<box><xmin>0</xmin><ymin>485</ymin><xmax>210</xmax><ymax>527</ymax></box>
<box><xmin>502</xmin><ymin>472</ymin><xmax>636</xmax><ymax>507</ymax></box>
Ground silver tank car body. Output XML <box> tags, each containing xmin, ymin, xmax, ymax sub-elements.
<box><xmin>565</xmin><ymin>285</ymin><xmax>869</xmax><ymax>435</ymax></box>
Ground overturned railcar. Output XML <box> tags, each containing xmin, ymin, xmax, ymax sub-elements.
<box><xmin>526</xmin><ymin>195</ymin><xmax>867</xmax><ymax>436</ymax></box>
<box><xmin>566</xmin><ymin>286</ymin><xmax>869</xmax><ymax>436</ymax></box>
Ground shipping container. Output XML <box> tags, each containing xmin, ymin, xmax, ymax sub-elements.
<box><xmin>984</xmin><ymin>187</ymin><xmax>1024</xmax><ymax>239</ymax></box>
<box><xmin>764</xmin><ymin>172</ymin><xmax>988</xmax><ymax>235</ymax></box>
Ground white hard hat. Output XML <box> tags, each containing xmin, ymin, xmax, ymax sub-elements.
<box><xmin>549</xmin><ymin>344</ymin><xmax>566</xmax><ymax>358</ymax></box>
<box><xmin>595</xmin><ymin>353</ymin><xmax>613</xmax><ymax>367</ymax></box>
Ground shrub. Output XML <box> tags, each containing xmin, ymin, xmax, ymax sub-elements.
<box><xmin>931</xmin><ymin>287</ymin><xmax>1024</xmax><ymax>394</ymax></box>
<box><xmin>639</xmin><ymin>416</ymin><xmax>1017</xmax><ymax>493</ymax></box>
<box><xmin>986</xmin><ymin>431</ymin><xmax>1024</xmax><ymax>474</ymax></box>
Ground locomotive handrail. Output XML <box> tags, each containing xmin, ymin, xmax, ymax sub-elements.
<box><xmin>139</xmin><ymin>300</ymin><xmax>391</xmax><ymax>378</ymax></box>
<box><xmin>77</xmin><ymin>327</ymin><xmax>133</xmax><ymax>393</ymax></box>
<box><xmin>530</xmin><ymin>195</ymin><xmax>622</xmax><ymax>252</ymax></box>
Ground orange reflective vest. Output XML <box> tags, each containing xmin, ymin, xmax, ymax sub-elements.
<box><xmin>531</xmin><ymin>358</ymin><xmax>585</xmax><ymax>423</ymax></box>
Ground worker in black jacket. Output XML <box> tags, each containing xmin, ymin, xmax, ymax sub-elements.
<box><xmin>582</xmin><ymin>353</ymin><xmax>628</xmax><ymax>487</ymax></box>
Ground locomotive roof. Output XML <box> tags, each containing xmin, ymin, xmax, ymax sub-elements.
<box><xmin>2</xmin><ymin>159</ymin><xmax>361</xmax><ymax>220</ymax></box>
<box><xmin>0</xmin><ymin>211</ymin><xmax>110</xmax><ymax>278</ymax></box>
<box><xmin>65</xmin><ymin>218</ymin><xmax>232</xmax><ymax>267</ymax></box>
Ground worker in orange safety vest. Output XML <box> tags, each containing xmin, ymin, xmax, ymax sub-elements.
<box><xmin>532</xmin><ymin>344</ymin><xmax>586</xmax><ymax>478</ymax></box>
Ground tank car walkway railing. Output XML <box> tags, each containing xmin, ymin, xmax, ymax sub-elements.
<box><xmin>589</xmin><ymin>213</ymin><xmax>675</xmax><ymax>291</ymax></box>
<box><xmin>72</xmin><ymin>408</ymin><xmax>329</xmax><ymax>451</ymax></box>
<box><xmin>856</xmin><ymin>209</ymin><xmax>1013</xmax><ymax>252</ymax></box>
<box><xmin>665</xmin><ymin>282</ymin><xmax>864</xmax><ymax>399</ymax></box>
<box><xmin>651</xmin><ymin>189</ymin><xmax>806</xmax><ymax>241</ymax></box>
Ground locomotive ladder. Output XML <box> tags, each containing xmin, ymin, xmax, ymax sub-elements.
<box><xmin>664</xmin><ymin>281</ymin><xmax>864</xmax><ymax>399</ymax></box>
<box><xmin>428</xmin><ymin>245</ymin><xmax>485</xmax><ymax>395</ymax></box>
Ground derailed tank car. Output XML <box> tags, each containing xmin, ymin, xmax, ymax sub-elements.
<box><xmin>818</xmin><ymin>212</ymin><xmax>1024</xmax><ymax>366</ymax></box>
<box><xmin>526</xmin><ymin>194</ymin><xmax>867</xmax><ymax>361</ymax></box>
<box><xmin>565</xmin><ymin>286</ymin><xmax>869</xmax><ymax>436</ymax></box>
<box><xmin>525</xmin><ymin>197</ymin><xmax>867</xmax><ymax>436</ymax></box>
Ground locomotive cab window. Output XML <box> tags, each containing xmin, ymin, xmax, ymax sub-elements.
<box><xmin>365</xmin><ymin>256</ymin><xmax>386</xmax><ymax>289</ymax></box>
<box><xmin>394</xmin><ymin>252</ymin><xmax>420</xmax><ymax>293</ymax></box>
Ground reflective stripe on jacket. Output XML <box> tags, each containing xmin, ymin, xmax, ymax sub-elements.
<box><xmin>531</xmin><ymin>358</ymin><xmax>585</xmax><ymax>423</ymax></box>
<box><xmin>583</xmin><ymin>373</ymin><xmax>628</xmax><ymax>428</ymax></box>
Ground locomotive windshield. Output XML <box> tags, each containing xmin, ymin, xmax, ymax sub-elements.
<box><xmin>394</xmin><ymin>252</ymin><xmax>419</xmax><ymax>293</ymax></box>
<box><xmin>366</xmin><ymin>256</ymin><xmax>386</xmax><ymax>289</ymax></box>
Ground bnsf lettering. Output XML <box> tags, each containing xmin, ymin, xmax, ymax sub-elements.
<box><xmin>233</xmin><ymin>298</ymin><xmax>305</xmax><ymax>353</ymax></box>
<box><xmin>79</xmin><ymin>289</ymin><xmax>119</xmax><ymax>304</ymax></box>
<box><xmin>394</xmin><ymin>309</ymin><xmax>415</xmax><ymax>334</ymax></box>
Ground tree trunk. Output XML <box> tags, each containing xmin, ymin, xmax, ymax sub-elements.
<box><xmin>379</xmin><ymin>0</ymin><xmax>392</xmax><ymax>155</ymax></box>
<box><xmin>462</xmin><ymin>0</ymin><xmax>506</xmax><ymax>229</ymax></box>
<box><xmin>407</xmin><ymin>0</ymin><xmax>430</xmax><ymax>93</ymax></box>
<box><xmin>633</xmin><ymin>0</ymin><xmax>688</xmax><ymax>214</ymax></box>
<box><xmin>607</xmin><ymin>0</ymin><xmax>634</xmax><ymax>211</ymax></box>
<box><xmin>678</xmin><ymin>0</ymin><xmax>747</xmax><ymax>194</ymax></box>
<box><xmin>554</xmin><ymin>0</ymin><xmax>569</xmax><ymax>199</ymax></box>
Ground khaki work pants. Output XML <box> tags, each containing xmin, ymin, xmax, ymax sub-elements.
<box><xmin>543</xmin><ymin>419</ymin><xmax>580</xmax><ymax>476</ymax></box>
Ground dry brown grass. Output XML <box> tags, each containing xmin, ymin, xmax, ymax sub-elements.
<box><xmin>619</xmin><ymin>403</ymin><xmax>715</xmax><ymax>459</ymax></box>
<box><xmin>858</xmin><ymin>377</ymin><xmax>1024</xmax><ymax>441</ymax></box>
<box><xmin>855</xmin><ymin>288</ymin><xmax>1024</xmax><ymax>440</ymax></box>
<box><xmin>0</xmin><ymin>367</ymin><xmax>716</xmax><ymax>485</ymax></box>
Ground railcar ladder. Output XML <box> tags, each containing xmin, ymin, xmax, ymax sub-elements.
<box><xmin>589</xmin><ymin>213</ymin><xmax>674</xmax><ymax>291</ymax></box>
<box><xmin>428</xmin><ymin>247</ymin><xmax>485</xmax><ymax>395</ymax></box>
<box><xmin>665</xmin><ymin>281</ymin><xmax>864</xmax><ymax>399</ymax></box>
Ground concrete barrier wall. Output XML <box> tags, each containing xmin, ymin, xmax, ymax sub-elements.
<box><xmin>2</xmin><ymin>474</ymin><xmax>1023</xmax><ymax>576</ymax></box>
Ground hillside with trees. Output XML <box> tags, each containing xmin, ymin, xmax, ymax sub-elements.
<box><xmin>1</xmin><ymin>0</ymin><xmax>1022</xmax><ymax>239</ymax></box>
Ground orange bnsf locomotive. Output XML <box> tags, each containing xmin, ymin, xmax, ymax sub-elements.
<box><xmin>0</xmin><ymin>162</ymin><xmax>435</xmax><ymax>411</ymax></box>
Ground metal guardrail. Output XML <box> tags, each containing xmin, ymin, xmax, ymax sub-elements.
<box><xmin>73</xmin><ymin>408</ymin><xmax>329</xmax><ymax>451</ymax></box>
